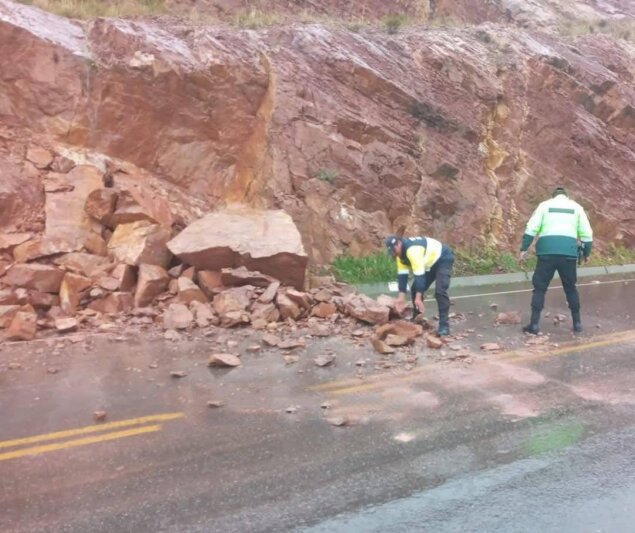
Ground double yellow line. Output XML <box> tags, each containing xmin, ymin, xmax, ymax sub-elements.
<box><xmin>0</xmin><ymin>412</ymin><xmax>184</xmax><ymax>462</ymax></box>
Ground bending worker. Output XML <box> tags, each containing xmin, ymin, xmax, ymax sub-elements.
<box><xmin>385</xmin><ymin>235</ymin><xmax>455</xmax><ymax>336</ymax></box>
<box><xmin>519</xmin><ymin>186</ymin><xmax>593</xmax><ymax>334</ymax></box>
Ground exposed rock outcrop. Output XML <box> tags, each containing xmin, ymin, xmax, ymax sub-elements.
<box><xmin>0</xmin><ymin>0</ymin><xmax>632</xmax><ymax>267</ymax></box>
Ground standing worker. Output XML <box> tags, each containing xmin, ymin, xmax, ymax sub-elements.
<box><xmin>519</xmin><ymin>187</ymin><xmax>593</xmax><ymax>334</ymax></box>
<box><xmin>385</xmin><ymin>235</ymin><xmax>455</xmax><ymax>336</ymax></box>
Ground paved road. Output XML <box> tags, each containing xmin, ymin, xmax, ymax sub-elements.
<box><xmin>1</xmin><ymin>275</ymin><xmax>635</xmax><ymax>532</ymax></box>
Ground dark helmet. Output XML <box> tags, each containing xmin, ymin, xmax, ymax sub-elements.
<box><xmin>384</xmin><ymin>235</ymin><xmax>400</xmax><ymax>255</ymax></box>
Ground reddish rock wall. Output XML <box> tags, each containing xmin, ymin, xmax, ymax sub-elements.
<box><xmin>1</xmin><ymin>0</ymin><xmax>633</xmax><ymax>264</ymax></box>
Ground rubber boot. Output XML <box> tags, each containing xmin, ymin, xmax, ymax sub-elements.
<box><xmin>572</xmin><ymin>309</ymin><xmax>582</xmax><ymax>333</ymax></box>
<box><xmin>437</xmin><ymin>313</ymin><xmax>450</xmax><ymax>337</ymax></box>
<box><xmin>523</xmin><ymin>308</ymin><xmax>541</xmax><ymax>335</ymax></box>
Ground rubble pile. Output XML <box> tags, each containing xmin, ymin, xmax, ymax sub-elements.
<box><xmin>0</xmin><ymin>152</ymin><xmax>399</xmax><ymax>349</ymax></box>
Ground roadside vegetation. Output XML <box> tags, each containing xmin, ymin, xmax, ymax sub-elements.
<box><xmin>331</xmin><ymin>244</ymin><xmax>635</xmax><ymax>284</ymax></box>
<box><xmin>17</xmin><ymin>0</ymin><xmax>167</xmax><ymax>18</ymax></box>
<box><xmin>559</xmin><ymin>17</ymin><xmax>634</xmax><ymax>41</ymax></box>
<box><xmin>16</xmin><ymin>1</ymin><xmax>634</xmax><ymax>44</ymax></box>
<box><xmin>233</xmin><ymin>9</ymin><xmax>281</xmax><ymax>29</ymax></box>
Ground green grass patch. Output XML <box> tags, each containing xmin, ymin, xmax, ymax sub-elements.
<box><xmin>314</xmin><ymin>168</ymin><xmax>337</xmax><ymax>184</ymax></box>
<box><xmin>452</xmin><ymin>247</ymin><xmax>536</xmax><ymax>276</ymax></box>
<box><xmin>332</xmin><ymin>253</ymin><xmax>394</xmax><ymax>285</ymax></box>
<box><xmin>383</xmin><ymin>13</ymin><xmax>408</xmax><ymax>34</ymax></box>
<box><xmin>586</xmin><ymin>244</ymin><xmax>635</xmax><ymax>266</ymax></box>
<box><xmin>331</xmin><ymin>244</ymin><xmax>635</xmax><ymax>284</ymax></box>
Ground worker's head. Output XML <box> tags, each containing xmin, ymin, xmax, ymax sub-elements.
<box><xmin>552</xmin><ymin>186</ymin><xmax>567</xmax><ymax>198</ymax></box>
<box><xmin>384</xmin><ymin>235</ymin><xmax>402</xmax><ymax>257</ymax></box>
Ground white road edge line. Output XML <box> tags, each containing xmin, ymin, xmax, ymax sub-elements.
<box><xmin>451</xmin><ymin>278</ymin><xmax>632</xmax><ymax>300</ymax></box>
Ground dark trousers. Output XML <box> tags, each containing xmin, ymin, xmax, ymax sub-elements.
<box><xmin>531</xmin><ymin>255</ymin><xmax>580</xmax><ymax>316</ymax></box>
<box><xmin>411</xmin><ymin>250</ymin><xmax>454</xmax><ymax>325</ymax></box>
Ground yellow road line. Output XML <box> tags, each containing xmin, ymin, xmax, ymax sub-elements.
<box><xmin>331</xmin><ymin>382</ymin><xmax>409</xmax><ymax>396</ymax></box>
<box><xmin>0</xmin><ymin>412</ymin><xmax>183</xmax><ymax>450</ymax></box>
<box><xmin>507</xmin><ymin>332</ymin><xmax>635</xmax><ymax>364</ymax></box>
<box><xmin>0</xmin><ymin>425</ymin><xmax>162</xmax><ymax>462</ymax></box>
<box><xmin>315</xmin><ymin>329</ymin><xmax>635</xmax><ymax>396</ymax></box>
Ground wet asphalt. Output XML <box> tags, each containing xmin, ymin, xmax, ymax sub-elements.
<box><xmin>1</xmin><ymin>274</ymin><xmax>634</xmax><ymax>532</ymax></box>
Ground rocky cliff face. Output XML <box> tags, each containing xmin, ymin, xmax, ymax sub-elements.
<box><xmin>1</xmin><ymin>0</ymin><xmax>634</xmax><ymax>265</ymax></box>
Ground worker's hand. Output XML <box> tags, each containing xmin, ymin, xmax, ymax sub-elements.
<box><xmin>414</xmin><ymin>294</ymin><xmax>425</xmax><ymax>314</ymax></box>
<box><xmin>395</xmin><ymin>293</ymin><xmax>407</xmax><ymax>314</ymax></box>
<box><xmin>519</xmin><ymin>251</ymin><xmax>528</xmax><ymax>263</ymax></box>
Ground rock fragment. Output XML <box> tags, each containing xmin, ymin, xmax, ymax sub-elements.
<box><xmin>375</xmin><ymin>320</ymin><xmax>423</xmax><ymax>340</ymax></box>
<box><xmin>385</xmin><ymin>334</ymin><xmax>412</xmax><ymax>347</ymax></box>
<box><xmin>262</xmin><ymin>333</ymin><xmax>282</xmax><ymax>347</ymax></box>
<box><xmin>163</xmin><ymin>303</ymin><xmax>194</xmax><ymax>330</ymax></box>
<box><xmin>495</xmin><ymin>311</ymin><xmax>521</xmax><ymax>325</ymax></box>
<box><xmin>93</xmin><ymin>410</ymin><xmax>107</xmax><ymax>422</ymax></box>
<box><xmin>208</xmin><ymin>353</ymin><xmax>241</xmax><ymax>367</ymax></box>
<box><xmin>314</xmin><ymin>354</ymin><xmax>336</xmax><ymax>367</ymax></box>
<box><xmin>480</xmin><ymin>342</ymin><xmax>502</xmax><ymax>351</ymax></box>
<box><xmin>55</xmin><ymin>317</ymin><xmax>79</xmax><ymax>333</ymax></box>
<box><xmin>177</xmin><ymin>277</ymin><xmax>207</xmax><ymax>304</ymax></box>
<box><xmin>426</xmin><ymin>335</ymin><xmax>444</xmax><ymax>349</ymax></box>
<box><xmin>311</xmin><ymin>302</ymin><xmax>337</xmax><ymax>318</ymax></box>
<box><xmin>326</xmin><ymin>416</ymin><xmax>350</xmax><ymax>427</ymax></box>
<box><xmin>278</xmin><ymin>338</ymin><xmax>306</xmax><ymax>350</ymax></box>
<box><xmin>371</xmin><ymin>338</ymin><xmax>395</xmax><ymax>354</ymax></box>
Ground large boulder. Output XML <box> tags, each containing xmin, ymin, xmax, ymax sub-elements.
<box><xmin>54</xmin><ymin>252</ymin><xmax>112</xmax><ymax>278</ymax></box>
<box><xmin>0</xmin><ymin>289</ymin><xmax>18</xmax><ymax>305</ymax></box>
<box><xmin>111</xmin><ymin>264</ymin><xmax>137</xmax><ymax>292</ymax></box>
<box><xmin>84</xmin><ymin>189</ymin><xmax>118</xmax><ymax>225</ymax></box>
<box><xmin>0</xmin><ymin>233</ymin><xmax>31</xmax><ymax>253</ymax></box>
<box><xmin>59</xmin><ymin>273</ymin><xmax>91</xmax><ymax>314</ymax></box>
<box><xmin>0</xmin><ymin>305</ymin><xmax>20</xmax><ymax>328</ymax></box>
<box><xmin>44</xmin><ymin>165</ymin><xmax>103</xmax><ymax>250</ymax></box>
<box><xmin>109</xmin><ymin>187</ymin><xmax>174</xmax><ymax>229</ymax></box>
<box><xmin>6</xmin><ymin>307</ymin><xmax>38</xmax><ymax>341</ymax></box>
<box><xmin>344</xmin><ymin>294</ymin><xmax>390</xmax><ymax>325</ymax></box>
<box><xmin>89</xmin><ymin>292</ymin><xmax>134</xmax><ymax>314</ymax></box>
<box><xmin>108</xmin><ymin>221</ymin><xmax>172</xmax><ymax>268</ymax></box>
<box><xmin>3</xmin><ymin>264</ymin><xmax>64</xmax><ymax>293</ymax></box>
<box><xmin>134</xmin><ymin>264</ymin><xmax>169</xmax><ymax>307</ymax></box>
<box><xmin>168</xmin><ymin>208</ymin><xmax>308</xmax><ymax>289</ymax></box>
<box><xmin>13</xmin><ymin>237</ymin><xmax>75</xmax><ymax>263</ymax></box>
